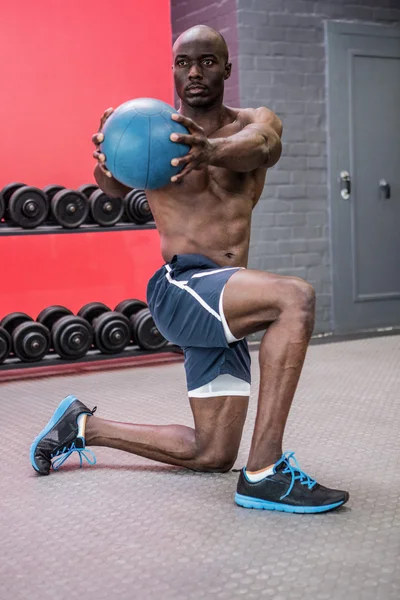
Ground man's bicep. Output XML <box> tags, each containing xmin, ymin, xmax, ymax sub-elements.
<box><xmin>240</xmin><ymin>107</ymin><xmax>283</xmax><ymax>169</ymax></box>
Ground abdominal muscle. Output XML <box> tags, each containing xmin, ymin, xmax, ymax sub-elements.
<box><xmin>146</xmin><ymin>165</ymin><xmax>265</xmax><ymax>268</ymax></box>
<box><xmin>158</xmin><ymin>213</ymin><xmax>252</xmax><ymax>267</ymax></box>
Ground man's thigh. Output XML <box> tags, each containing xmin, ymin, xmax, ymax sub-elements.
<box><xmin>222</xmin><ymin>269</ymin><xmax>314</xmax><ymax>339</ymax></box>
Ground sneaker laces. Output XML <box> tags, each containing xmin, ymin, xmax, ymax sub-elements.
<box><xmin>275</xmin><ymin>451</ymin><xmax>317</xmax><ymax>500</ymax></box>
<box><xmin>51</xmin><ymin>443</ymin><xmax>97</xmax><ymax>471</ymax></box>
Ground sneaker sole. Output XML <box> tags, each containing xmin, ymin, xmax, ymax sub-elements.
<box><xmin>30</xmin><ymin>395</ymin><xmax>78</xmax><ymax>473</ymax></box>
<box><xmin>235</xmin><ymin>492</ymin><xmax>346</xmax><ymax>513</ymax></box>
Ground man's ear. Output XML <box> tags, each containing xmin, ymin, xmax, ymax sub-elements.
<box><xmin>224</xmin><ymin>62</ymin><xmax>232</xmax><ymax>80</ymax></box>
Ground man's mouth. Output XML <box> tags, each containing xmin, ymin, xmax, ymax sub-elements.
<box><xmin>186</xmin><ymin>85</ymin><xmax>207</xmax><ymax>94</ymax></box>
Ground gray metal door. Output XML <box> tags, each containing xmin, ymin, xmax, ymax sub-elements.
<box><xmin>327</xmin><ymin>22</ymin><xmax>400</xmax><ymax>333</ymax></box>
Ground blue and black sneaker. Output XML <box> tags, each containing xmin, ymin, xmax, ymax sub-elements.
<box><xmin>30</xmin><ymin>395</ymin><xmax>97</xmax><ymax>475</ymax></box>
<box><xmin>235</xmin><ymin>451</ymin><xmax>349</xmax><ymax>513</ymax></box>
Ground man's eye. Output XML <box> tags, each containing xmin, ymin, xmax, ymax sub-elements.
<box><xmin>177</xmin><ymin>60</ymin><xmax>187</xmax><ymax>67</ymax></box>
<box><xmin>202</xmin><ymin>60</ymin><xmax>214</xmax><ymax>66</ymax></box>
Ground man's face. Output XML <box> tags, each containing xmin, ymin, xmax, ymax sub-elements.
<box><xmin>173</xmin><ymin>38</ymin><xmax>231</xmax><ymax>108</ymax></box>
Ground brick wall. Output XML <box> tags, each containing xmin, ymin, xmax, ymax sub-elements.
<box><xmin>170</xmin><ymin>0</ymin><xmax>240</xmax><ymax>106</ymax></box>
<box><xmin>238</xmin><ymin>0</ymin><xmax>400</xmax><ymax>332</ymax></box>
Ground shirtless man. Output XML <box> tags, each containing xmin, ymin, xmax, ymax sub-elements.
<box><xmin>30</xmin><ymin>25</ymin><xmax>349</xmax><ymax>513</ymax></box>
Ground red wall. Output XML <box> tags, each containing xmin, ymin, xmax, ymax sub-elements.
<box><xmin>0</xmin><ymin>1</ymin><xmax>172</xmax><ymax>320</ymax></box>
<box><xmin>0</xmin><ymin>0</ymin><xmax>174</xmax><ymax>188</ymax></box>
<box><xmin>0</xmin><ymin>230</ymin><xmax>161</xmax><ymax>318</ymax></box>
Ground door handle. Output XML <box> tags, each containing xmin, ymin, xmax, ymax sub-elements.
<box><xmin>379</xmin><ymin>179</ymin><xmax>391</xmax><ymax>200</ymax></box>
<box><xmin>340</xmin><ymin>171</ymin><xmax>351</xmax><ymax>200</ymax></box>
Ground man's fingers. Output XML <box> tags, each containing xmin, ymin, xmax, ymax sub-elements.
<box><xmin>170</xmin><ymin>133</ymin><xmax>197</xmax><ymax>146</ymax></box>
<box><xmin>171</xmin><ymin>113</ymin><xmax>202</xmax><ymax>133</ymax></box>
<box><xmin>99</xmin><ymin>164</ymin><xmax>113</xmax><ymax>178</ymax></box>
<box><xmin>93</xmin><ymin>151</ymin><xmax>106</xmax><ymax>163</ymax></box>
<box><xmin>171</xmin><ymin>162</ymin><xmax>194</xmax><ymax>182</ymax></box>
<box><xmin>92</xmin><ymin>150</ymin><xmax>112</xmax><ymax>177</ymax></box>
<box><xmin>171</xmin><ymin>154</ymin><xmax>191</xmax><ymax>168</ymax></box>
<box><xmin>92</xmin><ymin>133</ymin><xmax>104</xmax><ymax>145</ymax></box>
<box><xmin>99</xmin><ymin>107</ymin><xmax>114</xmax><ymax>131</ymax></box>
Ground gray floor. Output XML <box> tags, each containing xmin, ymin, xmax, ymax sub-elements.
<box><xmin>1</xmin><ymin>335</ymin><xmax>399</xmax><ymax>600</ymax></box>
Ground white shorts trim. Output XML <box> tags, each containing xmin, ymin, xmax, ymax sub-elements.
<box><xmin>191</xmin><ymin>267</ymin><xmax>239</xmax><ymax>278</ymax></box>
<box><xmin>188</xmin><ymin>374</ymin><xmax>251</xmax><ymax>398</ymax></box>
<box><xmin>165</xmin><ymin>265</ymin><xmax>221</xmax><ymax>321</ymax></box>
<box><xmin>219</xmin><ymin>284</ymin><xmax>242</xmax><ymax>344</ymax></box>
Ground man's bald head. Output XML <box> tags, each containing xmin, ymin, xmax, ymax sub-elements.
<box><xmin>173</xmin><ymin>25</ymin><xmax>229</xmax><ymax>63</ymax></box>
<box><xmin>172</xmin><ymin>25</ymin><xmax>231</xmax><ymax>109</ymax></box>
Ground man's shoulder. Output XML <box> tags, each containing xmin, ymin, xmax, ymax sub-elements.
<box><xmin>231</xmin><ymin>106</ymin><xmax>282</xmax><ymax>136</ymax></box>
<box><xmin>239</xmin><ymin>106</ymin><xmax>278</xmax><ymax>122</ymax></box>
<box><xmin>220</xmin><ymin>105</ymin><xmax>282</xmax><ymax>137</ymax></box>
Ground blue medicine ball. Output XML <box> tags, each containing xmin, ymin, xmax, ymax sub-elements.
<box><xmin>100</xmin><ymin>98</ymin><xmax>190</xmax><ymax>190</ymax></box>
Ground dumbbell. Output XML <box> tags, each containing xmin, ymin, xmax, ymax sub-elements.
<box><xmin>115</xmin><ymin>299</ymin><xmax>168</xmax><ymax>351</ymax></box>
<box><xmin>124</xmin><ymin>189</ymin><xmax>153</xmax><ymax>225</ymax></box>
<box><xmin>77</xmin><ymin>184</ymin><xmax>99</xmax><ymax>199</ymax></box>
<box><xmin>37</xmin><ymin>306</ymin><xmax>93</xmax><ymax>359</ymax></box>
<box><xmin>77</xmin><ymin>302</ymin><xmax>131</xmax><ymax>354</ymax></box>
<box><xmin>0</xmin><ymin>327</ymin><xmax>12</xmax><ymax>363</ymax></box>
<box><xmin>1</xmin><ymin>183</ymin><xmax>49</xmax><ymax>229</ymax></box>
<box><xmin>43</xmin><ymin>185</ymin><xmax>89</xmax><ymax>228</ymax></box>
<box><xmin>0</xmin><ymin>312</ymin><xmax>50</xmax><ymax>362</ymax></box>
<box><xmin>78</xmin><ymin>184</ymin><xmax>123</xmax><ymax>227</ymax></box>
<box><xmin>42</xmin><ymin>184</ymin><xmax>66</xmax><ymax>202</ymax></box>
<box><xmin>89</xmin><ymin>190</ymin><xmax>124</xmax><ymax>227</ymax></box>
<box><xmin>42</xmin><ymin>184</ymin><xmax>65</xmax><ymax>225</ymax></box>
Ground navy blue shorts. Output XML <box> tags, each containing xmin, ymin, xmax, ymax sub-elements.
<box><xmin>147</xmin><ymin>254</ymin><xmax>251</xmax><ymax>395</ymax></box>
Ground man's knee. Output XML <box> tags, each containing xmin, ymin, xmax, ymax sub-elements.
<box><xmin>286</xmin><ymin>277</ymin><xmax>315</xmax><ymax>312</ymax></box>
<box><xmin>194</xmin><ymin>450</ymin><xmax>237</xmax><ymax>473</ymax></box>
<box><xmin>281</xmin><ymin>277</ymin><xmax>316</xmax><ymax>332</ymax></box>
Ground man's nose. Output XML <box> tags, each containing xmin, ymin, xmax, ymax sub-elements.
<box><xmin>188</xmin><ymin>63</ymin><xmax>202</xmax><ymax>79</ymax></box>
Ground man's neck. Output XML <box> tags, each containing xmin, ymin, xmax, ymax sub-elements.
<box><xmin>179</xmin><ymin>100</ymin><xmax>228</xmax><ymax>136</ymax></box>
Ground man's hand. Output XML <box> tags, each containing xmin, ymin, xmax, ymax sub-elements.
<box><xmin>169</xmin><ymin>114</ymin><xmax>213</xmax><ymax>183</ymax></box>
<box><xmin>91</xmin><ymin>107</ymin><xmax>132</xmax><ymax>199</ymax></box>
<box><xmin>92</xmin><ymin>108</ymin><xmax>114</xmax><ymax>178</ymax></box>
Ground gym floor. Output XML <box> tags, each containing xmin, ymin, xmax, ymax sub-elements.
<box><xmin>1</xmin><ymin>335</ymin><xmax>399</xmax><ymax>600</ymax></box>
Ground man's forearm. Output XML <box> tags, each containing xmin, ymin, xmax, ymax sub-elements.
<box><xmin>94</xmin><ymin>164</ymin><xmax>132</xmax><ymax>198</ymax></box>
<box><xmin>209</xmin><ymin>128</ymin><xmax>282</xmax><ymax>172</ymax></box>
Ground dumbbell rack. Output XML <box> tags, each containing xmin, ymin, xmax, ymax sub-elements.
<box><xmin>0</xmin><ymin>183</ymin><xmax>154</xmax><ymax>230</ymax></box>
<box><xmin>0</xmin><ymin>206</ymin><xmax>185</xmax><ymax>380</ymax></box>
<box><xmin>0</xmin><ymin>221</ymin><xmax>156</xmax><ymax>236</ymax></box>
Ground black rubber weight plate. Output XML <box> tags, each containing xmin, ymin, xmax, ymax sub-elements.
<box><xmin>52</xmin><ymin>316</ymin><xmax>93</xmax><ymax>359</ymax></box>
<box><xmin>114</xmin><ymin>299</ymin><xmax>148</xmax><ymax>319</ymax></box>
<box><xmin>43</xmin><ymin>184</ymin><xmax>66</xmax><ymax>202</ymax></box>
<box><xmin>132</xmin><ymin>309</ymin><xmax>168</xmax><ymax>351</ymax></box>
<box><xmin>8</xmin><ymin>187</ymin><xmax>49</xmax><ymax>228</ymax></box>
<box><xmin>1</xmin><ymin>312</ymin><xmax>33</xmax><ymax>335</ymax></box>
<box><xmin>0</xmin><ymin>327</ymin><xmax>11</xmax><ymax>363</ymax></box>
<box><xmin>93</xmin><ymin>311</ymin><xmax>131</xmax><ymax>354</ymax></box>
<box><xmin>89</xmin><ymin>190</ymin><xmax>124</xmax><ymax>226</ymax></box>
<box><xmin>12</xmin><ymin>321</ymin><xmax>50</xmax><ymax>362</ymax></box>
<box><xmin>37</xmin><ymin>305</ymin><xmax>73</xmax><ymax>331</ymax></box>
<box><xmin>77</xmin><ymin>184</ymin><xmax>99</xmax><ymax>199</ymax></box>
<box><xmin>124</xmin><ymin>189</ymin><xmax>152</xmax><ymax>224</ymax></box>
<box><xmin>0</xmin><ymin>194</ymin><xmax>5</xmax><ymax>220</ymax></box>
<box><xmin>1</xmin><ymin>182</ymin><xmax>26</xmax><ymax>203</ymax></box>
<box><xmin>77</xmin><ymin>302</ymin><xmax>110</xmax><ymax>323</ymax></box>
<box><xmin>51</xmin><ymin>190</ymin><xmax>89</xmax><ymax>228</ymax></box>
